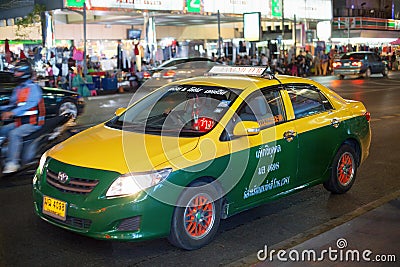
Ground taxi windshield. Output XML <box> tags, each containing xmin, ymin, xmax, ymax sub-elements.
<box><xmin>106</xmin><ymin>84</ymin><xmax>240</xmax><ymax>137</ymax></box>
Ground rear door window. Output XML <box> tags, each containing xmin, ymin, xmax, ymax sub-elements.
<box><xmin>286</xmin><ymin>84</ymin><xmax>333</xmax><ymax>119</ymax></box>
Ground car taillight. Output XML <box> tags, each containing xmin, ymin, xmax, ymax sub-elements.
<box><xmin>163</xmin><ymin>70</ymin><xmax>176</xmax><ymax>78</ymax></box>
<box><xmin>364</xmin><ymin>112</ymin><xmax>371</xmax><ymax>122</ymax></box>
<box><xmin>143</xmin><ymin>71</ymin><xmax>151</xmax><ymax>79</ymax></box>
<box><xmin>351</xmin><ymin>61</ymin><xmax>362</xmax><ymax>67</ymax></box>
<box><xmin>333</xmin><ymin>62</ymin><xmax>342</xmax><ymax>68</ymax></box>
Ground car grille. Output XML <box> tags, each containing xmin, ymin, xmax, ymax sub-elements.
<box><xmin>44</xmin><ymin>213</ymin><xmax>92</xmax><ymax>230</ymax></box>
<box><xmin>117</xmin><ymin>216</ymin><xmax>141</xmax><ymax>232</ymax></box>
<box><xmin>46</xmin><ymin>169</ymin><xmax>99</xmax><ymax>194</ymax></box>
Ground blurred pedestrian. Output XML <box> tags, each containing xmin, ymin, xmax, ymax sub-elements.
<box><xmin>314</xmin><ymin>53</ymin><xmax>321</xmax><ymax>76</ymax></box>
<box><xmin>260</xmin><ymin>53</ymin><xmax>268</xmax><ymax>66</ymax></box>
<box><xmin>235</xmin><ymin>55</ymin><xmax>242</xmax><ymax>65</ymax></box>
<box><xmin>242</xmin><ymin>55</ymin><xmax>250</xmax><ymax>65</ymax></box>
<box><xmin>321</xmin><ymin>52</ymin><xmax>329</xmax><ymax>76</ymax></box>
<box><xmin>390</xmin><ymin>52</ymin><xmax>396</xmax><ymax>71</ymax></box>
<box><xmin>290</xmin><ymin>55</ymin><xmax>298</xmax><ymax>76</ymax></box>
<box><xmin>250</xmin><ymin>55</ymin><xmax>258</xmax><ymax>66</ymax></box>
<box><xmin>72</xmin><ymin>66</ymin><xmax>90</xmax><ymax>97</ymax></box>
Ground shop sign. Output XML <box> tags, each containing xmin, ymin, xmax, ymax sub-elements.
<box><xmin>66</xmin><ymin>0</ymin><xmax>185</xmax><ymax>11</ymax></box>
<box><xmin>187</xmin><ymin>0</ymin><xmax>201</xmax><ymax>13</ymax></box>
<box><xmin>203</xmin><ymin>0</ymin><xmax>270</xmax><ymax>15</ymax></box>
<box><xmin>306</xmin><ymin>30</ymin><xmax>314</xmax><ymax>43</ymax></box>
<box><xmin>271</xmin><ymin>0</ymin><xmax>282</xmax><ymax>17</ymax></box>
<box><xmin>65</xmin><ymin>0</ymin><xmax>84</xmax><ymax>8</ymax></box>
<box><xmin>244</xmin><ymin>12</ymin><xmax>261</xmax><ymax>42</ymax></box>
<box><xmin>283</xmin><ymin>0</ymin><xmax>332</xmax><ymax>20</ymax></box>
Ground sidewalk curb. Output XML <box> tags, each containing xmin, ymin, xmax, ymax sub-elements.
<box><xmin>227</xmin><ymin>189</ymin><xmax>400</xmax><ymax>267</ymax></box>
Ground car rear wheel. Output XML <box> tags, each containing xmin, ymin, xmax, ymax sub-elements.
<box><xmin>382</xmin><ymin>66</ymin><xmax>389</xmax><ymax>77</ymax></box>
<box><xmin>364</xmin><ymin>68</ymin><xmax>371</xmax><ymax>78</ymax></box>
<box><xmin>338</xmin><ymin>75</ymin><xmax>345</xmax><ymax>80</ymax></box>
<box><xmin>323</xmin><ymin>144</ymin><xmax>358</xmax><ymax>194</ymax></box>
<box><xmin>168</xmin><ymin>181</ymin><xmax>221</xmax><ymax>250</ymax></box>
<box><xmin>58</xmin><ymin>100</ymin><xmax>78</xmax><ymax>120</ymax></box>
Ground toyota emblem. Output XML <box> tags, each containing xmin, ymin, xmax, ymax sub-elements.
<box><xmin>57</xmin><ymin>172</ymin><xmax>69</xmax><ymax>184</ymax></box>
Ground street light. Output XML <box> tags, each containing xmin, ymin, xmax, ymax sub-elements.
<box><xmin>217</xmin><ymin>10</ymin><xmax>221</xmax><ymax>58</ymax></box>
<box><xmin>68</xmin><ymin>1</ymin><xmax>87</xmax><ymax>75</ymax></box>
<box><xmin>281</xmin><ymin>0</ymin><xmax>284</xmax><ymax>52</ymax></box>
<box><xmin>83</xmin><ymin>1</ymin><xmax>87</xmax><ymax>75</ymax></box>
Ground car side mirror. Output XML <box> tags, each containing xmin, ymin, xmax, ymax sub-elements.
<box><xmin>114</xmin><ymin>107</ymin><xmax>126</xmax><ymax>116</ymax></box>
<box><xmin>233</xmin><ymin>121</ymin><xmax>260</xmax><ymax>136</ymax></box>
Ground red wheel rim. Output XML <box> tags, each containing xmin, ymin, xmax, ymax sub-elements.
<box><xmin>184</xmin><ymin>193</ymin><xmax>215</xmax><ymax>239</ymax></box>
<box><xmin>337</xmin><ymin>152</ymin><xmax>355</xmax><ymax>186</ymax></box>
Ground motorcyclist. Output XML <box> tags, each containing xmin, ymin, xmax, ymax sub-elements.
<box><xmin>0</xmin><ymin>60</ymin><xmax>46</xmax><ymax>174</ymax></box>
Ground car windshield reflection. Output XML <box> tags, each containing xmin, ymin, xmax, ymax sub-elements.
<box><xmin>106</xmin><ymin>84</ymin><xmax>240</xmax><ymax>137</ymax></box>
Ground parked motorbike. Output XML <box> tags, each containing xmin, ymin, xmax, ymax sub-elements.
<box><xmin>0</xmin><ymin>113</ymin><xmax>74</xmax><ymax>176</ymax></box>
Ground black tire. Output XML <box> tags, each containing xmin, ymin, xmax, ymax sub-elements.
<box><xmin>323</xmin><ymin>144</ymin><xmax>358</xmax><ymax>194</ymax></box>
<box><xmin>339</xmin><ymin>75</ymin><xmax>344</xmax><ymax>80</ymax></box>
<box><xmin>382</xmin><ymin>66</ymin><xmax>389</xmax><ymax>77</ymax></box>
<box><xmin>168</xmin><ymin>181</ymin><xmax>222</xmax><ymax>250</ymax></box>
<box><xmin>58</xmin><ymin>100</ymin><xmax>78</xmax><ymax>120</ymax></box>
<box><xmin>364</xmin><ymin>68</ymin><xmax>371</xmax><ymax>78</ymax></box>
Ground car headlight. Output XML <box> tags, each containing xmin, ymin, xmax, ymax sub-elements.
<box><xmin>34</xmin><ymin>152</ymin><xmax>48</xmax><ymax>184</ymax></box>
<box><xmin>38</xmin><ymin>152</ymin><xmax>48</xmax><ymax>174</ymax></box>
<box><xmin>106</xmin><ymin>168</ymin><xmax>172</xmax><ymax>198</ymax></box>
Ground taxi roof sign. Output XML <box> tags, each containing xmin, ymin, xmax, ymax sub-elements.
<box><xmin>208</xmin><ymin>66</ymin><xmax>267</xmax><ymax>76</ymax></box>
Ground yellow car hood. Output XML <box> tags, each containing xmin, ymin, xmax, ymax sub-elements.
<box><xmin>48</xmin><ymin>124</ymin><xmax>199</xmax><ymax>174</ymax></box>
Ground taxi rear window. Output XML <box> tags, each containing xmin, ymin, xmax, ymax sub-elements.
<box><xmin>106</xmin><ymin>84</ymin><xmax>240</xmax><ymax>137</ymax></box>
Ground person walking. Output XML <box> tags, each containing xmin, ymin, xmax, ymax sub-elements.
<box><xmin>390</xmin><ymin>52</ymin><xmax>396</xmax><ymax>71</ymax></box>
<box><xmin>321</xmin><ymin>52</ymin><xmax>329</xmax><ymax>76</ymax></box>
<box><xmin>314</xmin><ymin>53</ymin><xmax>321</xmax><ymax>76</ymax></box>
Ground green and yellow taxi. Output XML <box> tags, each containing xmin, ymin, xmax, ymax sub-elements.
<box><xmin>33</xmin><ymin>66</ymin><xmax>371</xmax><ymax>250</ymax></box>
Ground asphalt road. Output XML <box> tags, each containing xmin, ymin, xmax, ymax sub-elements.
<box><xmin>0</xmin><ymin>72</ymin><xmax>399</xmax><ymax>266</ymax></box>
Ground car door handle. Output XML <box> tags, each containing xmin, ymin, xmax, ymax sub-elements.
<box><xmin>283</xmin><ymin>130</ymin><xmax>297</xmax><ymax>142</ymax></box>
<box><xmin>331</xmin><ymin>118</ymin><xmax>340</xmax><ymax>128</ymax></box>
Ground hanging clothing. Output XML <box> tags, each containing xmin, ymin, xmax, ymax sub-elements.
<box><xmin>121</xmin><ymin>50</ymin><xmax>131</xmax><ymax>70</ymax></box>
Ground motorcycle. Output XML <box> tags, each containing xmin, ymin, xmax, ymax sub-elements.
<box><xmin>0</xmin><ymin>113</ymin><xmax>74</xmax><ymax>176</ymax></box>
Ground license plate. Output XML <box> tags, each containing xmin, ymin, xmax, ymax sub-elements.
<box><xmin>344</xmin><ymin>63</ymin><xmax>350</xmax><ymax>66</ymax></box>
<box><xmin>42</xmin><ymin>195</ymin><xmax>67</xmax><ymax>221</ymax></box>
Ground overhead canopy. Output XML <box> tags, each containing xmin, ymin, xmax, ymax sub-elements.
<box><xmin>390</xmin><ymin>38</ymin><xmax>400</xmax><ymax>45</ymax></box>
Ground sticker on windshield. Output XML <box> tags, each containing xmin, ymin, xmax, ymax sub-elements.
<box><xmin>194</xmin><ymin>117</ymin><xmax>215</xmax><ymax>132</ymax></box>
<box><xmin>217</xmin><ymin>100</ymin><xmax>231</xmax><ymax>108</ymax></box>
<box><xmin>167</xmin><ymin>85</ymin><xmax>228</xmax><ymax>96</ymax></box>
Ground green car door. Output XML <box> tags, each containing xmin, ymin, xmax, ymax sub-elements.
<box><xmin>285</xmin><ymin>84</ymin><xmax>348</xmax><ymax>184</ymax></box>
<box><xmin>223</xmin><ymin>88</ymin><xmax>299</xmax><ymax>215</ymax></box>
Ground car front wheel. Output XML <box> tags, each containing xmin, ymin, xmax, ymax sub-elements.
<box><xmin>324</xmin><ymin>144</ymin><xmax>358</xmax><ymax>194</ymax></box>
<box><xmin>168</xmin><ymin>181</ymin><xmax>222</xmax><ymax>250</ymax></box>
<box><xmin>58</xmin><ymin>100</ymin><xmax>78</xmax><ymax>120</ymax></box>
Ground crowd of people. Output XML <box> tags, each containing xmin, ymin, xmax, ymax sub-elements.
<box><xmin>211</xmin><ymin>48</ymin><xmax>399</xmax><ymax>77</ymax></box>
<box><xmin>4</xmin><ymin>44</ymin><xmax>399</xmax><ymax>96</ymax></box>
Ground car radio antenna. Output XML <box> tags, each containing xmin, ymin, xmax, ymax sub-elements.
<box><xmin>261</xmin><ymin>67</ymin><xmax>284</xmax><ymax>87</ymax></box>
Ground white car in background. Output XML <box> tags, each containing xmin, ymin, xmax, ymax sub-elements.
<box><xmin>141</xmin><ymin>57</ymin><xmax>221</xmax><ymax>90</ymax></box>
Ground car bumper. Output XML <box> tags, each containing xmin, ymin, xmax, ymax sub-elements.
<box><xmin>333</xmin><ymin>68</ymin><xmax>363</xmax><ymax>76</ymax></box>
<box><xmin>32</xmin><ymin>160</ymin><xmax>174</xmax><ymax>241</ymax></box>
